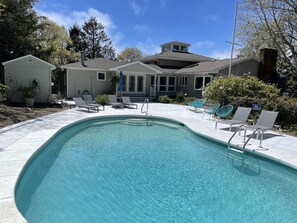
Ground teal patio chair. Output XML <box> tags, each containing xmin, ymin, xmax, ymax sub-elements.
<box><xmin>187</xmin><ymin>99</ymin><xmax>206</xmax><ymax>112</ymax></box>
<box><xmin>201</xmin><ymin>103</ymin><xmax>220</xmax><ymax>120</ymax></box>
<box><xmin>215</xmin><ymin>104</ymin><xmax>233</xmax><ymax>118</ymax></box>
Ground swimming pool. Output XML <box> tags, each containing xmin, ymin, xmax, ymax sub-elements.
<box><xmin>15</xmin><ymin>116</ymin><xmax>297</xmax><ymax>222</ymax></box>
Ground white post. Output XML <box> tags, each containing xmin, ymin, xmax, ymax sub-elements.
<box><xmin>228</xmin><ymin>0</ymin><xmax>238</xmax><ymax>77</ymax></box>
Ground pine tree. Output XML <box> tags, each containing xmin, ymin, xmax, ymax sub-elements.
<box><xmin>68</xmin><ymin>24</ymin><xmax>86</xmax><ymax>53</ymax></box>
<box><xmin>81</xmin><ymin>16</ymin><xmax>116</xmax><ymax>60</ymax></box>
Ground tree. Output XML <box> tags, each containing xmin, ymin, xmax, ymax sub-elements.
<box><xmin>81</xmin><ymin>16</ymin><xmax>116</xmax><ymax>60</ymax></box>
<box><xmin>68</xmin><ymin>24</ymin><xmax>86</xmax><ymax>53</ymax></box>
<box><xmin>35</xmin><ymin>18</ymin><xmax>79</xmax><ymax>66</ymax></box>
<box><xmin>117</xmin><ymin>48</ymin><xmax>143</xmax><ymax>62</ymax></box>
<box><xmin>0</xmin><ymin>0</ymin><xmax>39</xmax><ymax>62</ymax></box>
<box><xmin>238</xmin><ymin>0</ymin><xmax>297</xmax><ymax>93</ymax></box>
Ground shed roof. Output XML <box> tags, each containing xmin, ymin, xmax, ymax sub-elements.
<box><xmin>2</xmin><ymin>54</ymin><xmax>55</xmax><ymax>69</ymax></box>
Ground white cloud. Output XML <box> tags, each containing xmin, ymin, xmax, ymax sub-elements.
<box><xmin>129</xmin><ymin>1</ymin><xmax>142</xmax><ymax>15</ymax></box>
<box><xmin>136</xmin><ymin>41</ymin><xmax>160</xmax><ymax>56</ymax></box>
<box><xmin>204</xmin><ymin>15</ymin><xmax>218</xmax><ymax>22</ymax></box>
<box><xmin>36</xmin><ymin>8</ymin><xmax>115</xmax><ymax>32</ymax></box>
<box><xmin>134</xmin><ymin>24</ymin><xmax>151</xmax><ymax>33</ymax></box>
<box><xmin>192</xmin><ymin>41</ymin><xmax>215</xmax><ymax>50</ymax></box>
<box><xmin>209</xmin><ymin>50</ymin><xmax>231</xmax><ymax>60</ymax></box>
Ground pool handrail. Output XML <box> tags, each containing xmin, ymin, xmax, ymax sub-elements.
<box><xmin>141</xmin><ymin>99</ymin><xmax>149</xmax><ymax>116</ymax></box>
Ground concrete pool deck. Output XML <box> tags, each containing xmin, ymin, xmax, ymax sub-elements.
<box><xmin>1</xmin><ymin>103</ymin><xmax>297</xmax><ymax>222</ymax></box>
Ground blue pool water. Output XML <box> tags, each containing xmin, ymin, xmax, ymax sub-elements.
<box><xmin>16</xmin><ymin>117</ymin><xmax>297</xmax><ymax>223</ymax></box>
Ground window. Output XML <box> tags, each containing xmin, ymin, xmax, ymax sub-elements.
<box><xmin>97</xmin><ymin>72</ymin><xmax>106</xmax><ymax>81</ymax></box>
<box><xmin>173</xmin><ymin>45</ymin><xmax>179</xmax><ymax>51</ymax></box>
<box><xmin>178</xmin><ymin>76</ymin><xmax>188</xmax><ymax>86</ymax></box>
<box><xmin>194</xmin><ymin>76</ymin><xmax>212</xmax><ymax>90</ymax></box>
<box><xmin>137</xmin><ymin>76</ymin><xmax>144</xmax><ymax>92</ymax></box>
<box><xmin>181</xmin><ymin>46</ymin><xmax>187</xmax><ymax>52</ymax></box>
<box><xmin>129</xmin><ymin>75</ymin><xmax>135</xmax><ymax>91</ymax></box>
<box><xmin>159</xmin><ymin>76</ymin><xmax>167</xmax><ymax>91</ymax></box>
<box><xmin>158</xmin><ymin>76</ymin><xmax>176</xmax><ymax>92</ymax></box>
<box><xmin>168</xmin><ymin>76</ymin><xmax>175</xmax><ymax>91</ymax></box>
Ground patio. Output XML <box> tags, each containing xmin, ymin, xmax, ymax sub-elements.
<box><xmin>1</xmin><ymin>103</ymin><xmax>297</xmax><ymax>222</ymax></box>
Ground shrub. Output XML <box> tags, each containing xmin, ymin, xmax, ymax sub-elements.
<box><xmin>158</xmin><ymin>95</ymin><xmax>172</xmax><ymax>103</ymax></box>
<box><xmin>175</xmin><ymin>92</ymin><xmax>185</xmax><ymax>103</ymax></box>
<box><xmin>204</xmin><ymin>75</ymin><xmax>280</xmax><ymax>102</ymax></box>
<box><xmin>94</xmin><ymin>94</ymin><xmax>108</xmax><ymax>105</ymax></box>
<box><xmin>0</xmin><ymin>84</ymin><xmax>8</xmax><ymax>103</ymax></box>
<box><xmin>183</xmin><ymin>97</ymin><xmax>197</xmax><ymax>105</ymax></box>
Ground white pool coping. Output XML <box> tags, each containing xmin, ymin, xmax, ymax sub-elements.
<box><xmin>1</xmin><ymin>103</ymin><xmax>297</xmax><ymax>222</ymax></box>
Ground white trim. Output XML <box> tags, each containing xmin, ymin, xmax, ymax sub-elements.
<box><xmin>120</xmin><ymin>72</ymin><xmax>146</xmax><ymax>94</ymax></box>
<box><xmin>97</xmin><ymin>71</ymin><xmax>106</xmax><ymax>81</ymax></box>
<box><xmin>66</xmin><ymin>69</ymin><xmax>69</xmax><ymax>98</ymax></box>
<box><xmin>2</xmin><ymin>54</ymin><xmax>55</xmax><ymax>69</ymax></box>
<box><xmin>110</xmin><ymin>61</ymin><xmax>162</xmax><ymax>74</ymax></box>
<box><xmin>157</xmin><ymin>75</ymin><xmax>176</xmax><ymax>92</ymax></box>
<box><xmin>194</xmin><ymin>75</ymin><xmax>213</xmax><ymax>90</ymax></box>
<box><xmin>178</xmin><ymin>76</ymin><xmax>188</xmax><ymax>86</ymax></box>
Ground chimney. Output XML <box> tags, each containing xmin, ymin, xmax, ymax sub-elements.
<box><xmin>258</xmin><ymin>48</ymin><xmax>278</xmax><ymax>84</ymax></box>
<box><xmin>81</xmin><ymin>51</ymin><xmax>86</xmax><ymax>67</ymax></box>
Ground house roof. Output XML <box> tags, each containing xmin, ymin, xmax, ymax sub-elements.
<box><xmin>176</xmin><ymin>57</ymin><xmax>260</xmax><ymax>74</ymax></box>
<box><xmin>146</xmin><ymin>64</ymin><xmax>179</xmax><ymax>74</ymax></box>
<box><xmin>61</xmin><ymin>57</ymin><xmax>123</xmax><ymax>70</ymax></box>
<box><xmin>110</xmin><ymin>61</ymin><xmax>162</xmax><ymax>74</ymax></box>
<box><xmin>2</xmin><ymin>54</ymin><xmax>55</xmax><ymax>69</ymax></box>
<box><xmin>141</xmin><ymin>51</ymin><xmax>214</xmax><ymax>63</ymax></box>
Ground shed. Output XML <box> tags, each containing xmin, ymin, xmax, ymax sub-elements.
<box><xmin>2</xmin><ymin>55</ymin><xmax>55</xmax><ymax>103</ymax></box>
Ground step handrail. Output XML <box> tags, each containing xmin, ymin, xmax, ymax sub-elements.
<box><xmin>141</xmin><ymin>98</ymin><xmax>149</xmax><ymax>116</ymax></box>
<box><xmin>243</xmin><ymin>128</ymin><xmax>264</xmax><ymax>149</ymax></box>
<box><xmin>227</xmin><ymin>124</ymin><xmax>246</xmax><ymax>150</ymax></box>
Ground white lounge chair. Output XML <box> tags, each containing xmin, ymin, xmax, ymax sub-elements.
<box><xmin>108</xmin><ymin>95</ymin><xmax>124</xmax><ymax>108</ymax></box>
<box><xmin>122</xmin><ymin>96</ymin><xmax>137</xmax><ymax>109</ymax></box>
<box><xmin>72</xmin><ymin>97</ymin><xmax>99</xmax><ymax>112</ymax></box>
<box><xmin>215</xmin><ymin>107</ymin><xmax>252</xmax><ymax>130</ymax></box>
<box><xmin>83</xmin><ymin>94</ymin><xmax>104</xmax><ymax>111</ymax></box>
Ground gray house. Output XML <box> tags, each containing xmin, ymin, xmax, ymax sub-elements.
<box><xmin>62</xmin><ymin>41</ymin><xmax>260</xmax><ymax>99</ymax></box>
<box><xmin>2</xmin><ymin>55</ymin><xmax>55</xmax><ymax>103</ymax></box>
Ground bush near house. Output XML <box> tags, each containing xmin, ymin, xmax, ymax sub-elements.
<box><xmin>94</xmin><ymin>94</ymin><xmax>109</xmax><ymax>105</ymax></box>
<box><xmin>158</xmin><ymin>95</ymin><xmax>173</xmax><ymax>103</ymax></box>
<box><xmin>204</xmin><ymin>75</ymin><xmax>280</xmax><ymax>103</ymax></box>
<box><xmin>0</xmin><ymin>84</ymin><xmax>8</xmax><ymax>103</ymax></box>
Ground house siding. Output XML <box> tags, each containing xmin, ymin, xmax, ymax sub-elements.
<box><xmin>67</xmin><ymin>69</ymin><xmax>113</xmax><ymax>98</ymax></box>
<box><xmin>4</xmin><ymin>56</ymin><xmax>52</xmax><ymax>103</ymax></box>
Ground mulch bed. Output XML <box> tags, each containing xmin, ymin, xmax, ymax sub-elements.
<box><xmin>0</xmin><ymin>104</ymin><xmax>66</xmax><ymax>129</ymax></box>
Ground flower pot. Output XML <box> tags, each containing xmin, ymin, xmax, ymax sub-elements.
<box><xmin>25</xmin><ymin>98</ymin><xmax>35</xmax><ymax>107</ymax></box>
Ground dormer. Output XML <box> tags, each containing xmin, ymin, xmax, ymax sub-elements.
<box><xmin>160</xmin><ymin>41</ymin><xmax>191</xmax><ymax>53</ymax></box>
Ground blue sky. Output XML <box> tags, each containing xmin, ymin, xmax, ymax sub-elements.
<box><xmin>35</xmin><ymin>0</ymin><xmax>239</xmax><ymax>59</ymax></box>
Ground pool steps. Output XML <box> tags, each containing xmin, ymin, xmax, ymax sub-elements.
<box><xmin>90</xmin><ymin>118</ymin><xmax>183</xmax><ymax>129</ymax></box>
